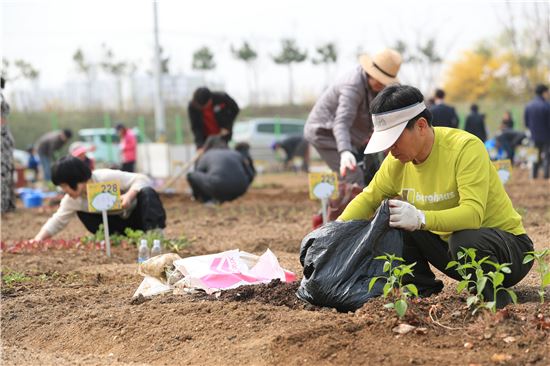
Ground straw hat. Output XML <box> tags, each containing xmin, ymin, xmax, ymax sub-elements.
<box><xmin>359</xmin><ymin>49</ymin><xmax>402</xmax><ymax>85</ymax></box>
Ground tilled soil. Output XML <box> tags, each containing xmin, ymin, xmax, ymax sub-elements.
<box><xmin>1</xmin><ymin>171</ymin><xmax>549</xmax><ymax>365</ymax></box>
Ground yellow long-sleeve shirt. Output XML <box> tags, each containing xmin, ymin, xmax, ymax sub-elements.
<box><xmin>339</xmin><ymin>127</ymin><xmax>525</xmax><ymax>240</ymax></box>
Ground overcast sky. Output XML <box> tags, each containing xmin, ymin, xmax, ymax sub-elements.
<box><xmin>1</xmin><ymin>0</ymin><xmax>532</xmax><ymax>105</ymax></box>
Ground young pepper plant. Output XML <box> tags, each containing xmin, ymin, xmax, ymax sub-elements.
<box><xmin>368</xmin><ymin>253</ymin><xmax>418</xmax><ymax>318</ymax></box>
<box><xmin>483</xmin><ymin>260</ymin><xmax>517</xmax><ymax>312</ymax></box>
<box><xmin>523</xmin><ymin>249</ymin><xmax>550</xmax><ymax>304</ymax></box>
<box><xmin>447</xmin><ymin>247</ymin><xmax>517</xmax><ymax>314</ymax></box>
<box><xmin>446</xmin><ymin>248</ymin><xmax>487</xmax><ymax>313</ymax></box>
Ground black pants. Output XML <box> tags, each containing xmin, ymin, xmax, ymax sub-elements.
<box><xmin>121</xmin><ymin>161</ymin><xmax>136</xmax><ymax>172</ymax></box>
<box><xmin>77</xmin><ymin>187</ymin><xmax>166</xmax><ymax>234</ymax></box>
<box><xmin>402</xmin><ymin>228</ymin><xmax>533</xmax><ymax>297</ymax></box>
<box><xmin>532</xmin><ymin>142</ymin><xmax>550</xmax><ymax>179</ymax></box>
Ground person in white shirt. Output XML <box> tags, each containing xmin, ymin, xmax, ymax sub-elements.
<box><xmin>33</xmin><ymin>156</ymin><xmax>166</xmax><ymax>241</ymax></box>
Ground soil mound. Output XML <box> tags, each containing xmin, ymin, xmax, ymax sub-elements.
<box><xmin>192</xmin><ymin>279</ymin><xmax>317</xmax><ymax>309</ymax></box>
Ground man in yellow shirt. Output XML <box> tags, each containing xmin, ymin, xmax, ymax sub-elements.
<box><xmin>339</xmin><ymin>85</ymin><xmax>534</xmax><ymax>307</ymax></box>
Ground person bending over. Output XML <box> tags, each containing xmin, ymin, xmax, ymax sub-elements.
<box><xmin>187</xmin><ymin>138</ymin><xmax>255</xmax><ymax>204</ymax></box>
<box><xmin>33</xmin><ymin>156</ymin><xmax>166</xmax><ymax>240</ymax></box>
<box><xmin>272</xmin><ymin>135</ymin><xmax>310</xmax><ymax>172</ymax></box>
<box><xmin>188</xmin><ymin>87</ymin><xmax>240</xmax><ymax>151</ymax></box>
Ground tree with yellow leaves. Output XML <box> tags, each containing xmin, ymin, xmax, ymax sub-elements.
<box><xmin>443</xmin><ymin>47</ymin><xmax>524</xmax><ymax>102</ymax></box>
<box><xmin>444</xmin><ymin>3</ymin><xmax>549</xmax><ymax>102</ymax></box>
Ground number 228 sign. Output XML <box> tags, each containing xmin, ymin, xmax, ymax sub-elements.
<box><xmin>87</xmin><ymin>181</ymin><xmax>122</xmax><ymax>212</ymax></box>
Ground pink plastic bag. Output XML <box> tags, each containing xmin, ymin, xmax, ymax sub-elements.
<box><xmin>173</xmin><ymin>249</ymin><xmax>296</xmax><ymax>294</ymax></box>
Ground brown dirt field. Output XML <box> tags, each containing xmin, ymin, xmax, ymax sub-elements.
<box><xmin>1</xmin><ymin>170</ymin><xmax>549</xmax><ymax>366</ymax></box>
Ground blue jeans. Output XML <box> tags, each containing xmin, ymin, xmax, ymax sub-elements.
<box><xmin>39</xmin><ymin>154</ymin><xmax>51</xmax><ymax>182</ymax></box>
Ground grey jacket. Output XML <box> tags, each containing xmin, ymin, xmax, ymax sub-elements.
<box><xmin>35</xmin><ymin>131</ymin><xmax>65</xmax><ymax>157</ymax></box>
<box><xmin>304</xmin><ymin>66</ymin><xmax>376</xmax><ymax>153</ymax></box>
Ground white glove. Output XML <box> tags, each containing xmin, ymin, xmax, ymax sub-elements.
<box><xmin>388</xmin><ymin>199</ymin><xmax>425</xmax><ymax>231</ymax></box>
<box><xmin>339</xmin><ymin>151</ymin><xmax>357</xmax><ymax>177</ymax></box>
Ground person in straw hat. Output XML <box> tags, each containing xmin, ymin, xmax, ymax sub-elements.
<box><xmin>304</xmin><ymin>48</ymin><xmax>402</xmax><ymax>186</ymax></box>
<box><xmin>338</xmin><ymin>84</ymin><xmax>533</xmax><ymax>308</ymax></box>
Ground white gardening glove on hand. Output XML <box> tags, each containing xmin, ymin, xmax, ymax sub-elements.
<box><xmin>388</xmin><ymin>199</ymin><xmax>425</xmax><ymax>231</ymax></box>
<box><xmin>339</xmin><ymin>151</ymin><xmax>357</xmax><ymax>177</ymax></box>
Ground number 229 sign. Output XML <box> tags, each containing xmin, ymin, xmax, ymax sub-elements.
<box><xmin>308</xmin><ymin>172</ymin><xmax>338</xmax><ymax>200</ymax></box>
<box><xmin>87</xmin><ymin>181</ymin><xmax>122</xmax><ymax>212</ymax></box>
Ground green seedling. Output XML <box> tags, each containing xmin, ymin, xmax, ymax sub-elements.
<box><xmin>141</xmin><ymin>229</ymin><xmax>165</xmax><ymax>247</ymax></box>
<box><xmin>2</xmin><ymin>271</ymin><xmax>31</xmax><ymax>287</ymax></box>
<box><xmin>80</xmin><ymin>224</ymin><xmax>125</xmax><ymax>246</ymax></box>
<box><xmin>165</xmin><ymin>236</ymin><xmax>190</xmax><ymax>253</ymax></box>
<box><xmin>125</xmin><ymin>227</ymin><xmax>190</xmax><ymax>252</ymax></box>
<box><xmin>447</xmin><ymin>247</ymin><xmax>517</xmax><ymax>314</ymax></box>
<box><xmin>369</xmin><ymin>253</ymin><xmax>418</xmax><ymax>319</ymax></box>
<box><xmin>523</xmin><ymin>248</ymin><xmax>550</xmax><ymax>304</ymax></box>
<box><xmin>124</xmin><ymin>227</ymin><xmax>145</xmax><ymax>246</ymax></box>
<box><xmin>80</xmin><ymin>227</ymin><xmax>191</xmax><ymax>253</ymax></box>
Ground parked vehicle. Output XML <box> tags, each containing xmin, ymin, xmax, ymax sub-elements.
<box><xmin>231</xmin><ymin>118</ymin><xmax>305</xmax><ymax>161</ymax></box>
<box><xmin>76</xmin><ymin>127</ymin><xmax>148</xmax><ymax>165</ymax></box>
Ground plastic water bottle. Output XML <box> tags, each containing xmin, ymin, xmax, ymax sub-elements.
<box><xmin>138</xmin><ymin>239</ymin><xmax>150</xmax><ymax>263</ymax></box>
<box><xmin>151</xmin><ymin>239</ymin><xmax>162</xmax><ymax>257</ymax></box>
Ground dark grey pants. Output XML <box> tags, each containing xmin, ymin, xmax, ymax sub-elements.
<box><xmin>532</xmin><ymin>142</ymin><xmax>550</xmax><ymax>179</ymax></box>
<box><xmin>121</xmin><ymin>161</ymin><xmax>136</xmax><ymax>173</ymax></box>
<box><xmin>402</xmin><ymin>228</ymin><xmax>534</xmax><ymax>297</ymax></box>
<box><xmin>186</xmin><ymin>171</ymin><xmax>248</xmax><ymax>203</ymax></box>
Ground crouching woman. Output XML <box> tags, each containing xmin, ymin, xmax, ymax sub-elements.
<box><xmin>33</xmin><ymin>156</ymin><xmax>166</xmax><ymax>241</ymax></box>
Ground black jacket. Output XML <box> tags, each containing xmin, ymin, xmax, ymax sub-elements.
<box><xmin>188</xmin><ymin>92</ymin><xmax>240</xmax><ymax>148</ymax></box>
<box><xmin>464</xmin><ymin>112</ymin><xmax>487</xmax><ymax>142</ymax></box>
<box><xmin>430</xmin><ymin>103</ymin><xmax>459</xmax><ymax>128</ymax></box>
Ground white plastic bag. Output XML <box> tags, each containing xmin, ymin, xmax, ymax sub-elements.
<box><xmin>132</xmin><ymin>276</ymin><xmax>172</xmax><ymax>298</ymax></box>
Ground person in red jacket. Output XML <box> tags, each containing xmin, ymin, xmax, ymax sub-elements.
<box><xmin>116</xmin><ymin>123</ymin><xmax>137</xmax><ymax>172</ymax></box>
<box><xmin>188</xmin><ymin>87</ymin><xmax>240</xmax><ymax>152</ymax></box>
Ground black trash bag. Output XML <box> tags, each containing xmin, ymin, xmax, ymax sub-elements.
<box><xmin>296</xmin><ymin>199</ymin><xmax>403</xmax><ymax>312</ymax></box>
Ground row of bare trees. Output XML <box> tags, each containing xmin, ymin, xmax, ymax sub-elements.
<box><xmin>73</xmin><ymin>44</ymin><xmax>148</xmax><ymax>111</ymax></box>
<box><xmin>1</xmin><ymin>59</ymin><xmax>40</xmax><ymax>81</ymax></box>
<box><xmin>1</xmin><ymin>59</ymin><xmax>41</xmax><ymax>110</ymax></box>
<box><xmin>76</xmin><ymin>39</ymin><xmax>337</xmax><ymax>108</ymax></box>
<box><xmin>2</xmin><ymin>39</ymin><xmax>338</xmax><ymax>110</ymax></box>
<box><xmin>192</xmin><ymin>40</ymin><xmax>337</xmax><ymax>105</ymax></box>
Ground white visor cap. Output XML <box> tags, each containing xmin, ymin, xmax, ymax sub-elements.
<box><xmin>364</xmin><ymin>102</ymin><xmax>427</xmax><ymax>154</ymax></box>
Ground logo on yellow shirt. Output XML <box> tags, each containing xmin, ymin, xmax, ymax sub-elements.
<box><xmin>401</xmin><ymin>188</ymin><xmax>456</xmax><ymax>205</ymax></box>
<box><xmin>401</xmin><ymin>188</ymin><xmax>415</xmax><ymax>203</ymax></box>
